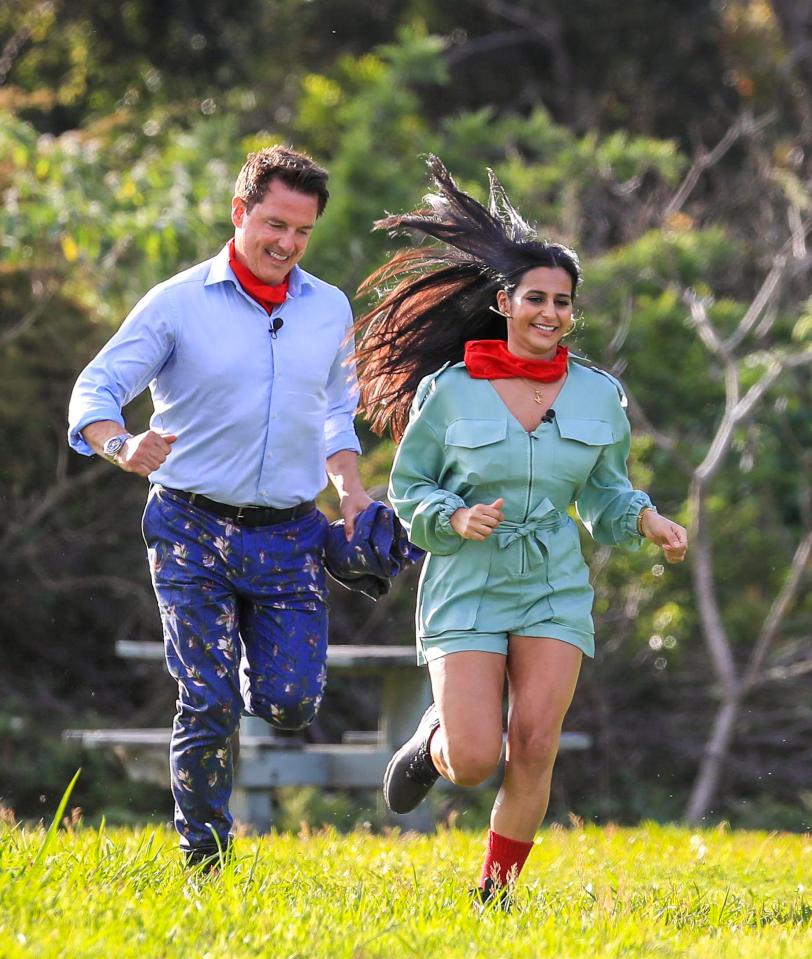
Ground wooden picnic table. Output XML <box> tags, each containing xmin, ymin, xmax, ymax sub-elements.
<box><xmin>65</xmin><ymin>640</ymin><xmax>591</xmax><ymax>833</ymax></box>
<box><xmin>66</xmin><ymin>640</ymin><xmax>435</xmax><ymax>831</ymax></box>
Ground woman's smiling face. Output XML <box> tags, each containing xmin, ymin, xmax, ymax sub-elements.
<box><xmin>497</xmin><ymin>266</ymin><xmax>574</xmax><ymax>360</ymax></box>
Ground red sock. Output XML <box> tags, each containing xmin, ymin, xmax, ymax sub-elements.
<box><xmin>479</xmin><ymin>829</ymin><xmax>534</xmax><ymax>888</ymax></box>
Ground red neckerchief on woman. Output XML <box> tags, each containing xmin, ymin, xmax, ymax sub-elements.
<box><xmin>464</xmin><ymin>339</ymin><xmax>568</xmax><ymax>381</ymax></box>
<box><xmin>228</xmin><ymin>238</ymin><xmax>289</xmax><ymax>313</ymax></box>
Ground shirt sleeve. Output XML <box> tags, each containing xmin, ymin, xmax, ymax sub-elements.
<box><xmin>574</xmin><ymin>402</ymin><xmax>653</xmax><ymax>547</ymax></box>
<box><xmin>323</xmin><ymin>300</ymin><xmax>362</xmax><ymax>458</ymax></box>
<box><xmin>388</xmin><ymin>389</ymin><xmax>467</xmax><ymax>556</ymax></box>
<box><xmin>67</xmin><ymin>288</ymin><xmax>175</xmax><ymax>455</ymax></box>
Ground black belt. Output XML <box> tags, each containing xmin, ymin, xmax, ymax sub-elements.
<box><xmin>160</xmin><ymin>486</ymin><xmax>316</xmax><ymax>527</ymax></box>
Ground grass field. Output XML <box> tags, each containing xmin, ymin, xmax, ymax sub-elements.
<box><xmin>1</xmin><ymin>816</ymin><xmax>810</xmax><ymax>958</ymax></box>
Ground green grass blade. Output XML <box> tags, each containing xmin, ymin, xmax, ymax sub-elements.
<box><xmin>31</xmin><ymin>767</ymin><xmax>81</xmax><ymax>867</ymax></box>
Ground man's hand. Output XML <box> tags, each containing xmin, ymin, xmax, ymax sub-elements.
<box><xmin>339</xmin><ymin>488</ymin><xmax>374</xmax><ymax>540</ymax></box>
<box><xmin>450</xmin><ymin>498</ymin><xmax>504</xmax><ymax>541</ymax></box>
<box><xmin>326</xmin><ymin>449</ymin><xmax>373</xmax><ymax>540</ymax></box>
<box><xmin>82</xmin><ymin>421</ymin><xmax>176</xmax><ymax>477</ymax></box>
<box><xmin>117</xmin><ymin>430</ymin><xmax>177</xmax><ymax>476</ymax></box>
<box><xmin>640</xmin><ymin>510</ymin><xmax>688</xmax><ymax>564</ymax></box>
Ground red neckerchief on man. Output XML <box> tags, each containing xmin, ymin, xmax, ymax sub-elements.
<box><xmin>464</xmin><ymin>339</ymin><xmax>568</xmax><ymax>381</ymax></box>
<box><xmin>227</xmin><ymin>238</ymin><xmax>289</xmax><ymax>313</ymax></box>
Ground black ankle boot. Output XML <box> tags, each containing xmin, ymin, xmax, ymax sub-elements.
<box><xmin>382</xmin><ymin>703</ymin><xmax>440</xmax><ymax>814</ymax></box>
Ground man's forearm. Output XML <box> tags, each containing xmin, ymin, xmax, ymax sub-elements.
<box><xmin>81</xmin><ymin>422</ymin><xmax>176</xmax><ymax>476</ymax></box>
<box><xmin>326</xmin><ymin>449</ymin><xmax>372</xmax><ymax>538</ymax></box>
<box><xmin>326</xmin><ymin>449</ymin><xmax>365</xmax><ymax>498</ymax></box>
<box><xmin>81</xmin><ymin>420</ymin><xmax>129</xmax><ymax>457</ymax></box>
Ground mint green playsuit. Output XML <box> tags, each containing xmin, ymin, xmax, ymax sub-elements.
<box><xmin>388</xmin><ymin>358</ymin><xmax>653</xmax><ymax>664</ymax></box>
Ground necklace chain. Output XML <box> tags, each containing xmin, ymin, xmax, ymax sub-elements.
<box><xmin>523</xmin><ymin>378</ymin><xmax>546</xmax><ymax>405</ymax></box>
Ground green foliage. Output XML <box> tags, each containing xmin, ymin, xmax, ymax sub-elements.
<box><xmin>1</xmin><ymin>8</ymin><xmax>811</xmax><ymax>830</ymax></box>
<box><xmin>0</xmin><ymin>109</ymin><xmax>240</xmax><ymax>322</ymax></box>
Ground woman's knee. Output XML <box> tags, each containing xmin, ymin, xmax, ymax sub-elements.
<box><xmin>442</xmin><ymin>734</ymin><xmax>503</xmax><ymax>787</ymax></box>
<box><xmin>507</xmin><ymin>723</ymin><xmax>560</xmax><ymax>773</ymax></box>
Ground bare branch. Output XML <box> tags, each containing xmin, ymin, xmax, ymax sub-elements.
<box><xmin>760</xmin><ymin>656</ymin><xmax>812</xmax><ymax>685</ymax></box>
<box><xmin>587</xmin><ymin>545</ymin><xmax>614</xmax><ymax>586</ymax></box>
<box><xmin>28</xmin><ymin>566</ymin><xmax>156</xmax><ymax>613</ymax></box>
<box><xmin>0</xmin><ymin>303</ymin><xmax>43</xmax><ymax>349</ymax></box>
<box><xmin>0</xmin><ymin>278</ymin><xmax>56</xmax><ymax>350</ymax></box>
<box><xmin>695</xmin><ymin>350</ymin><xmax>812</xmax><ymax>485</ymax></box>
<box><xmin>664</xmin><ymin>111</ymin><xmax>776</xmax><ymax>219</ymax></box>
<box><xmin>0</xmin><ymin>22</ymin><xmax>32</xmax><ymax>86</ymax></box>
<box><xmin>622</xmin><ymin>387</ymin><xmax>693</xmax><ymax>475</ymax></box>
<box><xmin>606</xmin><ymin>295</ymin><xmax>634</xmax><ymax>357</ymax></box>
<box><xmin>725</xmin><ymin>218</ymin><xmax>811</xmax><ymax>351</ymax></box>
<box><xmin>684</xmin><ymin>698</ymin><xmax>741</xmax><ymax>822</ymax></box>
<box><xmin>684</xmin><ymin>290</ymin><xmax>732</xmax><ymax>362</ymax></box>
<box><xmin>444</xmin><ymin>30</ymin><xmax>530</xmax><ymax>67</ymax></box>
<box><xmin>731</xmin><ymin>350</ymin><xmax>812</xmax><ymax>425</ymax></box>
<box><xmin>724</xmin><ymin>255</ymin><xmax>788</xmax><ymax>352</ymax></box>
<box><xmin>471</xmin><ymin>0</ymin><xmax>562</xmax><ymax>40</ymax></box>
<box><xmin>688</xmin><ymin>481</ymin><xmax>739</xmax><ymax>695</ymax></box>
<box><xmin>0</xmin><ymin>461</ymin><xmax>109</xmax><ymax>552</ymax></box>
<box><xmin>743</xmin><ymin>530</ymin><xmax>812</xmax><ymax>691</ymax></box>
<box><xmin>468</xmin><ymin>0</ymin><xmax>572</xmax><ymax>92</ymax></box>
<box><xmin>788</xmin><ymin>203</ymin><xmax>808</xmax><ymax>260</ymax></box>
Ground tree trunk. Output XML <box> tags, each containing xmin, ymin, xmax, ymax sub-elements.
<box><xmin>685</xmin><ymin>695</ymin><xmax>742</xmax><ymax>823</ymax></box>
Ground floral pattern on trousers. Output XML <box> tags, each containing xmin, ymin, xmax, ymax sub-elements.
<box><xmin>141</xmin><ymin>486</ymin><xmax>330</xmax><ymax>853</ymax></box>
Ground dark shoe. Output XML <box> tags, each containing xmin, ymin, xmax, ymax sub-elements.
<box><xmin>470</xmin><ymin>878</ymin><xmax>513</xmax><ymax>913</ymax></box>
<box><xmin>183</xmin><ymin>840</ymin><xmax>232</xmax><ymax>874</ymax></box>
<box><xmin>383</xmin><ymin>703</ymin><xmax>440</xmax><ymax>813</ymax></box>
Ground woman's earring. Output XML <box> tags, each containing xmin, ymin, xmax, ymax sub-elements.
<box><xmin>488</xmin><ymin>305</ymin><xmax>511</xmax><ymax>320</ymax></box>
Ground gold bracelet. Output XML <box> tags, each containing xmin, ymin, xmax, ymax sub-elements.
<box><xmin>636</xmin><ymin>506</ymin><xmax>655</xmax><ymax>536</ymax></box>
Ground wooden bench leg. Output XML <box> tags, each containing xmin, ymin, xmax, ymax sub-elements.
<box><xmin>231</xmin><ymin>784</ymin><xmax>274</xmax><ymax>834</ymax></box>
<box><xmin>233</xmin><ymin>715</ymin><xmax>274</xmax><ymax>833</ymax></box>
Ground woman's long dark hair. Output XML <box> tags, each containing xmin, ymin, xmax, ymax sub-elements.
<box><xmin>355</xmin><ymin>156</ymin><xmax>581</xmax><ymax>439</ymax></box>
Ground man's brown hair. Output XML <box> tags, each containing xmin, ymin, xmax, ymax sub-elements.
<box><xmin>234</xmin><ymin>146</ymin><xmax>330</xmax><ymax>215</ymax></box>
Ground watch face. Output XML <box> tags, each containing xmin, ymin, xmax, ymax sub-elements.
<box><xmin>104</xmin><ymin>436</ymin><xmax>127</xmax><ymax>456</ymax></box>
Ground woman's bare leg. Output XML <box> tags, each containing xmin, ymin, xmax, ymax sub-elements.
<box><xmin>490</xmin><ymin>636</ymin><xmax>582</xmax><ymax>841</ymax></box>
<box><xmin>427</xmin><ymin>650</ymin><xmax>506</xmax><ymax>786</ymax></box>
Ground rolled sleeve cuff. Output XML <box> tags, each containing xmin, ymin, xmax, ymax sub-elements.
<box><xmin>67</xmin><ymin>408</ymin><xmax>123</xmax><ymax>456</ymax></box>
<box><xmin>325</xmin><ymin>427</ymin><xmax>362</xmax><ymax>458</ymax></box>
<box><xmin>620</xmin><ymin>490</ymin><xmax>656</xmax><ymax>547</ymax></box>
<box><xmin>436</xmin><ymin>493</ymin><xmax>468</xmax><ymax>534</ymax></box>
<box><xmin>412</xmin><ymin>491</ymin><xmax>468</xmax><ymax>555</ymax></box>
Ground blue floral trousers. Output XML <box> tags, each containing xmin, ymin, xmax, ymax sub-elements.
<box><xmin>142</xmin><ymin>486</ymin><xmax>330</xmax><ymax>853</ymax></box>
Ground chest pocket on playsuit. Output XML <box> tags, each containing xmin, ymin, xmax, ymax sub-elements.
<box><xmin>444</xmin><ymin>418</ymin><xmax>506</xmax><ymax>485</ymax></box>
<box><xmin>554</xmin><ymin>417</ymin><xmax>614</xmax><ymax>483</ymax></box>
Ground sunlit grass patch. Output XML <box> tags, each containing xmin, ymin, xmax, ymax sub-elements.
<box><xmin>0</xmin><ymin>819</ymin><xmax>810</xmax><ymax>958</ymax></box>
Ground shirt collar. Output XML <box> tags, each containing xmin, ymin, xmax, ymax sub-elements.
<box><xmin>205</xmin><ymin>242</ymin><xmax>315</xmax><ymax>298</ymax></box>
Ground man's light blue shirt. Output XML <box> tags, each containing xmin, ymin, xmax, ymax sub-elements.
<box><xmin>68</xmin><ymin>244</ymin><xmax>362</xmax><ymax>507</ymax></box>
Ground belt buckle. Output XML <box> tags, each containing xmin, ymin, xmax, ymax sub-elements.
<box><xmin>235</xmin><ymin>506</ymin><xmax>246</xmax><ymax>524</ymax></box>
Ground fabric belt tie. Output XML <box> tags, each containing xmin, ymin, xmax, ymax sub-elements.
<box><xmin>160</xmin><ymin>486</ymin><xmax>316</xmax><ymax>527</ymax></box>
<box><xmin>494</xmin><ymin>499</ymin><xmax>567</xmax><ymax>572</ymax></box>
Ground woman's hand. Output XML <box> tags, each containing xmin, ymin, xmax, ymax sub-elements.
<box><xmin>640</xmin><ymin>510</ymin><xmax>688</xmax><ymax>563</ymax></box>
<box><xmin>450</xmin><ymin>498</ymin><xmax>504</xmax><ymax>541</ymax></box>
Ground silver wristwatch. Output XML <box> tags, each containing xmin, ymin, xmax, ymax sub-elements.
<box><xmin>102</xmin><ymin>432</ymin><xmax>132</xmax><ymax>463</ymax></box>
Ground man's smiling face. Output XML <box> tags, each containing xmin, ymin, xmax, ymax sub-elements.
<box><xmin>231</xmin><ymin>178</ymin><xmax>319</xmax><ymax>285</ymax></box>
